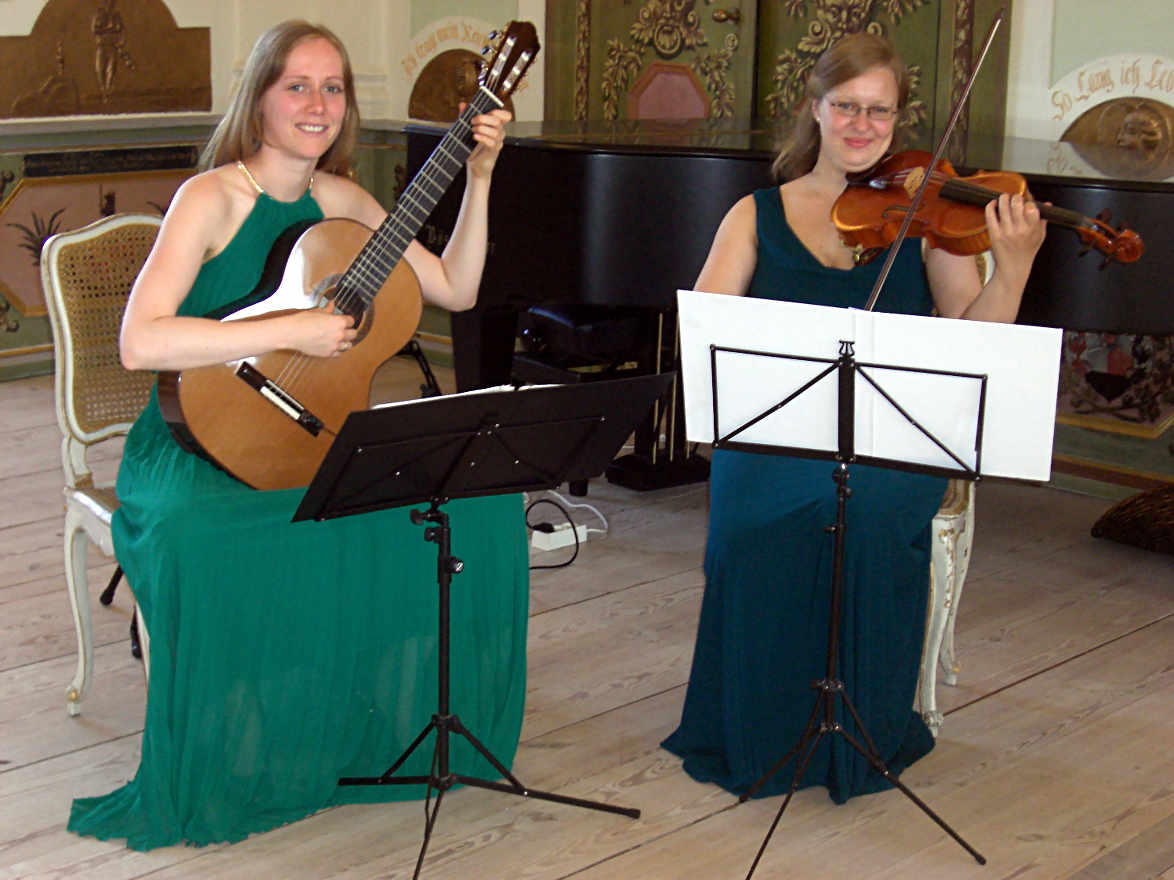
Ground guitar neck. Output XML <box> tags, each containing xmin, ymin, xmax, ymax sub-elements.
<box><xmin>341</xmin><ymin>86</ymin><xmax>505</xmax><ymax>301</ymax></box>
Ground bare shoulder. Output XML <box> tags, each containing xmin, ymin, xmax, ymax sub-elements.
<box><xmin>694</xmin><ymin>192</ymin><xmax>762</xmax><ymax>295</ymax></box>
<box><xmin>164</xmin><ymin>165</ymin><xmax>257</xmax><ymax>260</ymax></box>
<box><xmin>727</xmin><ymin>192</ymin><xmax>759</xmax><ymax>222</ymax></box>
<box><xmin>714</xmin><ymin>191</ymin><xmax>760</xmax><ymax>242</ymax></box>
<box><xmin>172</xmin><ymin>165</ymin><xmax>243</xmax><ymax>215</ymax></box>
<box><xmin>310</xmin><ymin>171</ymin><xmax>386</xmax><ymax>228</ymax></box>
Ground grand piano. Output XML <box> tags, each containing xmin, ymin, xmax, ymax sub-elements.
<box><xmin>407</xmin><ymin>119</ymin><xmax>778</xmax><ymax>391</ymax></box>
<box><xmin>407</xmin><ymin>120</ymin><xmax>779</xmax><ymax>487</ymax></box>
<box><xmin>406</xmin><ymin>120</ymin><xmax>1173</xmax><ymax>485</ymax></box>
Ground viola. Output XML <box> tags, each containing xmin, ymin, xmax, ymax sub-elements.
<box><xmin>832</xmin><ymin>150</ymin><xmax>1145</xmax><ymax>267</ymax></box>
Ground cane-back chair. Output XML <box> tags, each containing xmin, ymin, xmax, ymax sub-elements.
<box><xmin>41</xmin><ymin>212</ymin><xmax>160</xmax><ymax>715</ymax></box>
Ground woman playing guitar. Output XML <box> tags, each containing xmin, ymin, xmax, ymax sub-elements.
<box><xmin>68</xmin><ymin>20</ymin><xmax>531</xmax><ymax>851</ymax></box>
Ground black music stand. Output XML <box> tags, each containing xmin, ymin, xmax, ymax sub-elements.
<box><xmin>293</xmin><ymin>373</ymin><xmax>672</xmax><ymax>878</ymax></box>
<box><xmin>706</xmin><ymin>339</ymin><xmax>989</xmax><ymax>879</ymax></box>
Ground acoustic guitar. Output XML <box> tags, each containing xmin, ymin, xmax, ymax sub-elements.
<box><xmin>159</xmin><ymin>22</ymin><xmax>540</xmax><ymax>491</ymax></box>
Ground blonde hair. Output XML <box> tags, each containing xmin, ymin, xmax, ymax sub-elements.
<box><xmin>771</xmin><ymin>32</ymin><xmax>910</xmax><ymax>183</ymax></box>
<box><xmin>199</xmin><ymin>20</ymin><xmax>359</xmax><ymax>176</ymax></box>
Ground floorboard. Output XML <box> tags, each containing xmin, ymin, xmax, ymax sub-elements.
<box><xmin>1</xmin><ymin>369</ymin><xmax>1172</xmax><ymax>879</ymax></box>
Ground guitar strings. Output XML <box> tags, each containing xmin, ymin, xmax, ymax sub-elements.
<box><xmin>266</xmin><ymin>102</ymin><xmax>484</xmax><ymax>400</ymax></box>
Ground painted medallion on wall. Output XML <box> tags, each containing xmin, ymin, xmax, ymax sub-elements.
<box><xmin>408</xmin><ymin>49</ymin><xmax>517</xmax><ymax>123</ymax></box>
<box><xmin>1062</xmin><ymin>97</ymin><xmax>1174</xmax><ymax>181</ymax></box>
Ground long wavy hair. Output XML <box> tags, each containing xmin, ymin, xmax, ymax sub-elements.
<box><xmin>771</xmin><ymin>32</ymin><xmax>910</xmax><ymax>183</ymax></box>
<box><xmin>199</xmin><ymin>20</ymin><xmax>360</xmax><ymax>176</ymax></box>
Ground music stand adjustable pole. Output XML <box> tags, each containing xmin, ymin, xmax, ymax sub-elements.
<box><xmin>340</xmin><ymin>497</ymin><xmax>639</xmax><ymax>878</ymax></box>
<box><xmin>737</xmin><ymin>342</ymin><xmax>985</xmax><ymax>880</ymax></box>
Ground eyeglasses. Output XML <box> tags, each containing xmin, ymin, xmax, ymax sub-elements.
<box><xmin>826</xmin><ymin>100</ymin><xmax>897</xmax><ymax>123</ymax></box>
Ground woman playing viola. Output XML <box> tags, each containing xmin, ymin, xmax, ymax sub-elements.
<box><xmin>663</xmin><ymin>32</ymin><xmax>1046</xmax><ymax>802</ymax></box>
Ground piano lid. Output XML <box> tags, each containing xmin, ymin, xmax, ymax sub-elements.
<box><xmin>404</xmin><ymin>117</ymin><xmax>780</xmax><ymax>311</ymax></box>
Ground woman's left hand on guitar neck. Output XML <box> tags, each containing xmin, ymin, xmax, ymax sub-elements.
<box><xmin>464</xmin><ymin>105</ymin><xmax>512</xmax><ymax>182</ymax></box>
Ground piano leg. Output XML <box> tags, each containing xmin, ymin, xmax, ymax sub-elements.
<box><xmin>451</xmin><ymin>308</ymin><xmax>519</xmax><ymax>392</ymax></box>
<box><xmin>605</xmin><ymin>312</ymin><xmax>710</xmax><ymax>491</ymax></box>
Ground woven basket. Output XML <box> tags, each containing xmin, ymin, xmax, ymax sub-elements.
<box><xmin>1090</xmin><ymin>486</ymin><xmax>1174</xmax><ymax>555</ymax></box>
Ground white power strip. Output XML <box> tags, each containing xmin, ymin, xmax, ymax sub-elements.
<box><xmin>531</xmin><ymin>522</ymin><xmax>588</xmax><ymax>552</ymax></box>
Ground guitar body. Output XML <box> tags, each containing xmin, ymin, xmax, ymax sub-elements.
<box><xmin>158</xmin><ymin>218</ymin><xmax>423</xmax><ymax>491</ymax></box>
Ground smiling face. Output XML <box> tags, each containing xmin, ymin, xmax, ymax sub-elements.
<box><xmin>257</xmin><ymin>36</ymin><xmax>347</xmax><ymax>163</ymax></box>
<box><xmin>812</xmin><ymin>65</ymin><xmax>900</xmax><ymax>176</ymax></box>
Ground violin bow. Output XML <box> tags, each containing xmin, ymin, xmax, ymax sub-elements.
<box><xmin>864</xmin><ymin>6</ymin><xmax>1007</xmax><ymax>312</ymax></box>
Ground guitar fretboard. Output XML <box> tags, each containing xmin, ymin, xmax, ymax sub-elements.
<box><xmin>339</xmin><ymin>86</ymin><xmax>505</xmax><ymax>304</ymax></box>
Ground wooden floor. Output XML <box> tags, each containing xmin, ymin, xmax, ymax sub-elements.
<box><xmin>2</xmin><ymin>364</ymin><xmax>1173</xmax><ymax>879</ymax></box>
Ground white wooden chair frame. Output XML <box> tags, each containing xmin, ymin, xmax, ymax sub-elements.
<box><xmin>919</xmin><ymin>478</ymin><xmax>975</xmax><ymax>735</ymax></box>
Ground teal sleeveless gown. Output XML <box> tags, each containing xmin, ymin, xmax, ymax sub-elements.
<box><xmin>663</xmin><ymin>187</ymin><xmax>944</xmax><ymax>802</ymax></box>
<box><xmin>68</xmin><ymin>190</ymin><xmax>529</xmax><ymax>849</ymax></box>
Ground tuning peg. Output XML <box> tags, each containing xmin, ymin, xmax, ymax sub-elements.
<box><xmin>487</xmin><ymin>29</ymin><xmax>499</xmax><ymax>40</ymax></box>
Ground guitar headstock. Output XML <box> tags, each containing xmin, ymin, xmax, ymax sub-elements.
<box><xmin>479</xmin><ymin>21</ymin><xmax>540</xmax><ymax>102</ymax></box>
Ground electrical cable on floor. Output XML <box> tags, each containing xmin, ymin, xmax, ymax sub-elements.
<box><xmin>525</xmin><ymin>496</ymin><xmax>580</xmax><ymax>570</ymax></box>
<box><xmin>542</xmin><ymin>489</ymin><xmax>609</xmax><ymax>536</ymax></box>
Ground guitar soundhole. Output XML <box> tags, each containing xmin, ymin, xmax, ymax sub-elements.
<box><xmin>313</xmin><ymin>274</ymin><xmax>373</xmax><ymax>344</ymax></box>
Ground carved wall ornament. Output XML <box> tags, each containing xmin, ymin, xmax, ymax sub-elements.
<box><xmin>575</xmin><ymin>0</ymin><xmax>592</xmax><ymax>120</ymax></box>
<box><xmin>691</xmin><ymin>36</ymin><xmax>738</xmax><ymax>118</ymax></box>
<box><xmin>602</xmin><ymin>37</ymin><xmax>647</xmax><ymax>120</ymax></box>
<box><xmin>764</xmin><ymin>0</ymin><xmax>929</xmax><ymax>129</ymax></box>
<box><xmin>601</xmin><ymin>0</ymin><xmax>741</xmax><ymax>120</ymax></box>
<box><xmin>92</xmin><ymin>0</ymin><xmax>134</xmax><ymax>103</ymax></box>
<box><xmin>631</xmin><ymin>0</ymin><xmax>707</xmax><ymax>60</ymax></box>
<box><xmin>945</xmin><ymin>0</ymin><xmax>975</xmax><ymax>164</ymax></box>
<box><xmin>1</xmin><ymin>0</ymin><xmax>210</xmax><ymax>119</ymax></box>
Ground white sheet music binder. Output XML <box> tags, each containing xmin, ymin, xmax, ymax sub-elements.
<box><xmin>677</xmin><ymin>289</ymin><xmax>1063</xmax><ymax>482</ymax></box>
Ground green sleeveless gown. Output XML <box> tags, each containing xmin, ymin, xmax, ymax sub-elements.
<box><xmin>68</xmin><ymin>190</ymin><xmax>529</xmax><ymax>849</ymax></box>
<box><xmin>663</xmin><ymin>187</ymin><xmax>944</xmax><ymax>802</ymax></box>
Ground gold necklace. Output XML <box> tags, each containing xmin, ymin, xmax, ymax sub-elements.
<box><xmin>236</xmin><ymin>160</ymin><xmax>264</xmax><ymax>194</ymax></box>
<box><xmin>235</xmin><ymin>160</ymin><xmax>314</xmax><ymax>197</ymax></box>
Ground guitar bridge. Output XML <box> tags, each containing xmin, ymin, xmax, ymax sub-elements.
<box><xmin>235</xmin><ymin>362</ymin><xmax>323</xmax><ymax>435</ymax></box>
